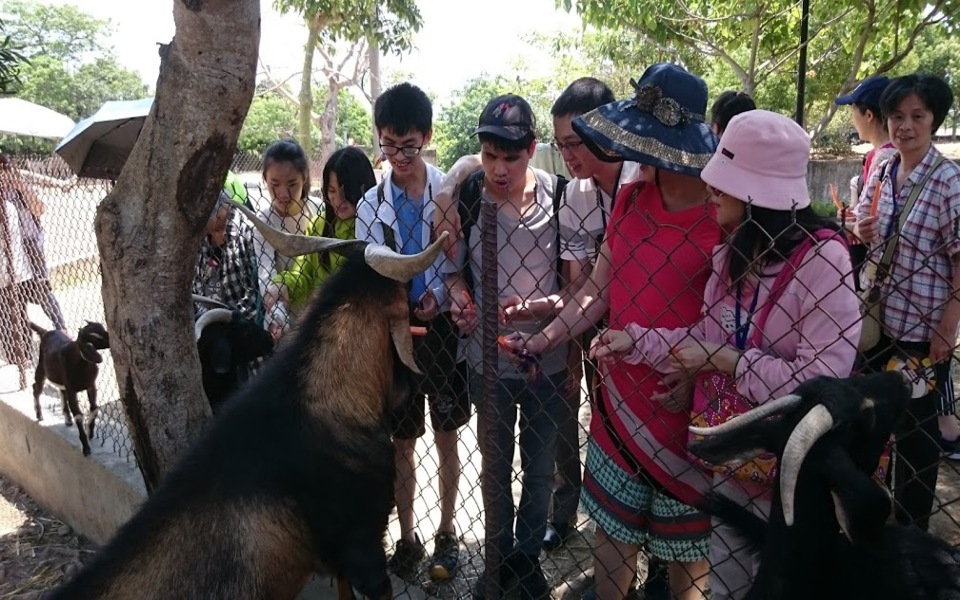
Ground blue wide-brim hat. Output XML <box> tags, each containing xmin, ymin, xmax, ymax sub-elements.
<box><xmin>572</xmin><ymin>63</ymin><xmax>718</xmax><ymax>178</ymax></box>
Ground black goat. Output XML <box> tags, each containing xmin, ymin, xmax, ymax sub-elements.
<box><xmin>690</xmin><ymin>372</ymin><xmax>960</xmax><ymax>600</ymax></box>
<box><xmin>48</xmin><ymin>206</ymin><xmax>446</xmax><ymax>599</ymax></box>
<box><xmin>30</xmin><ymin>321</ymin><xmax>110</xmax><ymax>456</ymax></box>
<box><xmin>192</xmin><ymin>295</ymin><xmax>275</xmax><ymax>413</ymax></box>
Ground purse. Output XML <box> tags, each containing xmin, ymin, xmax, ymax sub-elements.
<box><xmin>689</xmin><ymin>229</ymin><xmax>841</xmax><ymax>485</ymax></box>
<box><xmin>858</xmin><ymin>156</ymin><xmax>946</xmax><ymax>353</ymax></box>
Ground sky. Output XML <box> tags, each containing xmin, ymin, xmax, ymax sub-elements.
<box><xmin>56</xmin><ymin>0</ymin><xmax>582</xmax><ymax>107</ymax></box>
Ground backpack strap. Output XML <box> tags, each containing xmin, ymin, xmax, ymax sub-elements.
<box><xmin>749</xmin><ymin>229</ymin><xmax>846</xmax><ymax>348</ymax></box>
<box><xmin>375</xmin><ymin>180</ymin><xmax>397</xmax><ymax>252</ymax></box>
<box><xmin>457</xmin><ymin>170</ymin><xmax>568</xmax><ymax>293</ymax></box>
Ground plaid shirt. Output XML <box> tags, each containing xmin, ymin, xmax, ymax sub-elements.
<box><xmin>192</xmin><ymin>205</ymin><xmax>263</xmax><ymax>325</ymax></box>
<box><xmin>855</xmin><ymin>144</ymin><xmax>960</xmax><ymax>342</ymax></box>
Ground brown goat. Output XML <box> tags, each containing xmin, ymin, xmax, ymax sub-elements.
<box><xmin>30</xmin><ymin>321</ymin><xmax>110</xmax><ymax>456</ymax></box>
<box><xmin>48</xmin><ymin>204</ymin><xmax>447</xmax><ymax>599</ymax></box>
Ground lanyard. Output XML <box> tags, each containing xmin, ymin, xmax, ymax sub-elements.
<box><xmin>884</xmin><ymin>161</ymin><xmax>901</xmax><ymax>240</ymax></box>
<box><xmin>734</xmin><ymin>282</ymin><xmax>761</xmax><ymax>350</ymax></box>
<box><xmin>595</xmin><ymin>168</ymin><xmax>622</xmax><ymax>234</ymax></box>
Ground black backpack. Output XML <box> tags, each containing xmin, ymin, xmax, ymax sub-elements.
<box><xmin>456</xmin><ymin>169</ymin><xmax>568</xmax><ymax>295</ymax></box>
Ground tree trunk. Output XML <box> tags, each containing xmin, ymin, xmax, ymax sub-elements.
<box><xmin>320</xmin><ymin>79</ymin><xmax>340</xmax><ymax>169</ymax></box>
<box><xmin>298</xmin><ymin>17</ymin><xmax>321</xmax><ymax>158</ymax></box>
<box><xmin>368</xmin><ymin>36</ymin><xmax>380</xmax><ymax>150</ymax></box>
<box><xmin>95</xmin><ymin>0</ymin><xmax>259</xmax><ymax>492</ymax></box>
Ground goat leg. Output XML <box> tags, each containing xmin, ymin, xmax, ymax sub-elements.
<box><xmin>64</xmin><ymin>391</ymin><xmax>91</xmax><ymax>456</ymax></box>
<box><xmin>60</xmin><ymin>393</ymin><xmax>72</xmax><ymax>427</ymax></box>
<box><xmin>31</xmin><ymin>365</ymin><xmax>45</xmax><ymax>422</ymax></box>
<box><xmin>86</xmin><ymin>386</ymin><xmax>99</xmax><ymax>441</ymax></box>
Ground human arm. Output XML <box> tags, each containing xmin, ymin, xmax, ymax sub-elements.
<box><xmin>501</xmin><ymin>256</ymin><xmax>590</xmax><ymax>320</ymax></box>
<box><xmin>446</xmin><ymin>271</ymin><xmax>478</xmax><ymax>335</ymax></box>
<box><xmin>734</xmin><ymin>241</ymin><xmax>861</xmax><ymax>402</ymax></box>
<box><xmin>932</xmin><ymin>174</ymin><xmax>960</xmax><ymax>363</ymax></box>
<box><xmin>433</xmin><ymin>154</ymin><xmax>481</xmax><ymax>258</ymax></box>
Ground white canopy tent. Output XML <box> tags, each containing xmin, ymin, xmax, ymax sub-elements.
<box><xmin>0</xmin><ymin>98</ymin><xmax>76</xmax><ymax>139</ymax></box>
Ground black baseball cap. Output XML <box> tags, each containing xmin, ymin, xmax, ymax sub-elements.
<box><xmin>474</xmin><ymin>94</ymin><xmax>536</xmax><ymax>141</ymax></box>
<box><xmin>835</xmin><ymin>76</ymin><xmax>890</xmax><ymax>107</ymax></box>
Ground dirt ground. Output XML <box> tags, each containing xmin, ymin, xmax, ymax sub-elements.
<box><xmin>0</xmin><ymin>475</ymin><xmax>98</xmax><ymax>599</ymax></box>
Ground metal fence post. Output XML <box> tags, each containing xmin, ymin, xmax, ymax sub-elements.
<box><xmin>480</xmin><ymin>197</ymin><xmax>502</xmax><ymax>600</ymax></box>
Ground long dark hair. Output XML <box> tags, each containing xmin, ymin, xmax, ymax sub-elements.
<box><xmin>319</xmin><ymin>147</ymin><xmax>375</xmax><ymax>269</ymax></box>
<box><xmin>262</xmin><ymin>139</ymin><xmax>311</xmax><ymax>200</ymax></box>
<box><xmin>727</xmin><ymin>205</ymin><xmax>840</xmax><ymax>286</ymax></box>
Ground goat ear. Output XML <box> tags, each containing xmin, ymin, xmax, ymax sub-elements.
<box><xmin>815</xmin><ymin>445</ymin><xmax>891</xmax><ymax>546</ymax></box>
<box><xmin>79</xmin><ymin>342</ymin><xmax>103</xmax><ymax>364</ymax></box>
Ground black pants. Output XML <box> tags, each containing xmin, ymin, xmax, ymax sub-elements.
<box><xmin>862</xmin><ymin>335</ymin><xmax>946</xmax><ymax>531</ymax></box>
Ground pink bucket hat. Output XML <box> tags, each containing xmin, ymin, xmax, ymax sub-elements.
<box><xmin>700</xmin><ymin>109</ymin><xmax>811</xmax><ymax>210</ymax></box>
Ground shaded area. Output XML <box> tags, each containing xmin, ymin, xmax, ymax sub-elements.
<box><xmin>0</xmin><ymin>475</ymin><xmax>97</xmax><ymax>599</ymax></box>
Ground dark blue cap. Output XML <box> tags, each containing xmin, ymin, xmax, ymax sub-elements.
<box><xmin>835</xmin><ymin>76</ymin><xmax>890</xmax><ymax>107</ymax></box>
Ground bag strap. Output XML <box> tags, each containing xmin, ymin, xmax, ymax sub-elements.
<box><xmin>874</xmin><ymin>155</ymin><xmax>946</xmax><ymax>284</ymax></box>
<box><xmin>749</xmin><ymin>229</ymin><xmax>845</xmax><ymax>348</ymax></box>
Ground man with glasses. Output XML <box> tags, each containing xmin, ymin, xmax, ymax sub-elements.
<box><xmin>356</xmin><ymin>82</ymin><xmax>469</xmax><ymax>583</ymax></box>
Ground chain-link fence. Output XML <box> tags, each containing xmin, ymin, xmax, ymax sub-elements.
<box><xmin>1</xmin><ymin>150</ymin><xmax>958</xmax><ymax>599</ymax></box>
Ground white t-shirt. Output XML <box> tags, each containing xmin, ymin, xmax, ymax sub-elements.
<box><xmin>558</xmin><ymin>162</ymin><xmax>642</xmax><ymax>263</ymax></box>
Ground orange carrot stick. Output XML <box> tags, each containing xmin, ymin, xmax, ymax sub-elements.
<box><xmin>410</xmin><ymin>326</ymin><xmax>427</xmax><ymax>337</ymax></box>
<box><xmin>460</xmin><ymin>290</ymin><xmax>475</xmax><ymax>310</ymax></box>
<box><xmin>830</xmin><ymin>183</ymin><xmax>842</xmax><ymax>211</ymax></box>
<box><xmin>869</xmin><ymin>179</ymin><xmax>882</xmax><ymax>217</ymax></box>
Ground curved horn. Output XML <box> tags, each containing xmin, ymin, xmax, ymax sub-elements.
<box><xmin>689</xmin><ymin>394</ymin><xmax>803</xmax><ymax>437</ymax></box>
<box><xmin>364</xmin><ymin>231</ymin><xmax>449</xmax><ymax>282</ymax></box>
<box><xmin>192</xmin><ymin>294</ymin><xmax>230</xmax><ymax>309</ymax></box>
<box><xmin>779</xmin><ymin>404</ymin><xmax>834</xmax><ymax>527</ymax></box>
<box><xmin>194</xmin><ymin>308</ymin><xmax>234</xmax><ymax>342</ymax></box>
<box><xmin>232</xmin><ymin>201</ymin><xmax>367</xmax><ymax>257</ymax></box>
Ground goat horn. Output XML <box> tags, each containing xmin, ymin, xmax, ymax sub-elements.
<box><xmin>364</xmin><ymin>231</ymin><xmax>449</xmax><ymax>282</ymax></box>
<box><xmin>192</xmin><ymin>294</ymin><xmax>230</xmax><ymax>309</ymax></box>
<box><xmin>231</xmin><ymin>201</ymin><xmax>367</xmax><ymax>257</ymax></box>
<box><xmin>390</xmin><ymin>318</ymin><xmax>421</xmax><ymax>375</ymax></box>
<box><xmin>780</xmin><ymin>403</ymin><xmax>834</xmax><ymax>527</ymax></box>
<box><xmin>194</xmin><ymin>308</ymin><xmax>234</xmax><ymax>342</ymax></box>
<box><xmin>688</xmin><ymin>394</ymin><xmax>802</xmax><ymax>437</ymax></box>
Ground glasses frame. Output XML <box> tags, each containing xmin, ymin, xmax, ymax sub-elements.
<box><xmin>551</xmin><ymin>138</ymin><xmax>585</xmax><ymax>153</ymax></box>
<box><xmin>379</xmin><ymin>142</ymin><xmax>423</xmax><ymax>158</ymax></box>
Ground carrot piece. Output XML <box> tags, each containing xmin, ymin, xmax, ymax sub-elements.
<box><xmin>460</xmin><ymin>290</ymin><xmax>475</xmax><ymax>310</ymax></box>
<box><xmin>830</xmin><ymin>183</ymin><xmax>842</xmax><ymax>211</ymax></box>
<box><xmin>410</xmin><ymin>326</ymin><xmax>427</xmax><ymax>337</ymax></box>
<box><xmin>869</xmin><ymin>179</ymin><xmax>882</xmax><ymax>217</ymax></box>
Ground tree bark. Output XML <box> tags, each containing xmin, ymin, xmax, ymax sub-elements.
<box><xmin>319</xmin><ymin>78</ymin><xmax>340</xmax><ymax>169</ymax></box>
<box><xmin>368</xmin><ymin>36</ymin><xmax>380</xmax><ymax>150</ymax></box>
<box><xmin>95</xmin><ymin>0</ymin><xmax>259</xmax><ymax>492</ymax></box>
<box><xmin>298</xmin><ymin>16</ymin><xmax>321</xmax><ymax>158</ymax></box>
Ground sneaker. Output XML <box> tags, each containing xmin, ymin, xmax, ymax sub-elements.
<box><xmin>387</xmin><ymin>534</ymin><xmax>426</xmax><ymax>580</ymax></box>
<box><xmin>940</xmin><ymin>436</ymin><xmax>960</xmax><ymax>454</ymax></box>
<box><xmin>543</xmin><ymin>521</ymin><xmax>570</xmax><ymax>552</ymax></box>
<box><xmin>948</xmin><ymin>451</ymin><xmax>960</xmax><ymax>461</ymax></box>
<box><xmin>427</xmin><ymin>530</ymin><xmax>460</xmax><ymax>581</ymax></box>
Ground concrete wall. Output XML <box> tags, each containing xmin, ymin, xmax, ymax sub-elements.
<box><xmin>0</xmin><ymin>400</ymin><xmax>144</xmax><ymax>545</ymax></box>
<box><xmin>808</xmin><ymin>158</ymin><xmax>862</xmax><ymax>205</ymax></box>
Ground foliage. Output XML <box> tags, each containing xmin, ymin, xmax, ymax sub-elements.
<box><xmin>273</xmin><ymin>0</ymin><xmax>423</xmax><ymax>54</ymax></box>
<box><xmin>17</xmin><ymin>55</ymin><xmax>148</xmax><ymax>121</ymax></box>
<box><xmin>0</xmin><ymin>18</ymin><xmax>27</xmax><ymax>95</ymax></box>
<box><xmin>1</xmin><ymin>0</ymin><xmax>149</xmax><ymax>131</ymax></box>
<box><xmin>238</xmin><ymin>88</ymin><xmax>371</xmax><ymax>154</ymax></box>
<box><xmin>563</xmin><ymin>0</ymin><xmax>960</xmax><ymax>135</ymax></box>
<box><xmin>432</xmin><ymin>76</ymin><xmax>504</xmax><ymax>170</ymax></box>
<box><xmin>0</xmin><ymin>0</ymin><xmax>107</xmax><ymax>67</ymax></box>
<box><xmin>913</xmin><ymin>26</ymin><xmax>960</xmax><ymax>136</ymax></box>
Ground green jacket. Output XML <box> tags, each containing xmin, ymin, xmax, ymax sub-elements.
<box><xmin>273</xmin><ymin>214</ymin><xmax>356</xmax><ymax>309</ymax></box>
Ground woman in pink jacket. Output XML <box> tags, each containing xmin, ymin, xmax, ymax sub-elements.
<box><xmin>593</xmin><ymin>110</ymin><xmax>862</xmax><ymax>600</ymax></box>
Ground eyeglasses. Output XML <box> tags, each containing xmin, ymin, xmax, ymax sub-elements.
<box><xmin>708</xmin><ymin>185</ymin><xmax>727</xmax><ymax>198</ymax></box>
<box><xmin>379</xmin><ymin>142</ymin><xmax>423</xmax><ymax>158</ymax></box>
<box><xmin>551</xmin><ymin>138</ymin><xmax>584</xmax><ymax>153</ymax></box>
